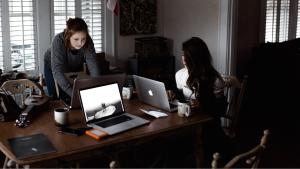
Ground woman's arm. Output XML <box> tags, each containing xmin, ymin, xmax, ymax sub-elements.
<box><xmin>214</xmin><ymin>76</ymin><xmax>225</xmax><ymax>98</ymax></box>
<box><xmin>51</xmin><ymin>34</ymin><xmax>72</xmax><ymax>96</ymax></box>
<box><xmin>85</xmin><ymin>40</ymin><xmax>101</xmax><ymax>77</ymax></box>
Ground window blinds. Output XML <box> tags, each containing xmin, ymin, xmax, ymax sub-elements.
<box><xmin>81</xmin><ymin>0</ymin><xmax>103</xmax><ymax>52</ymax></box>
<box><xmin>278</xmin><ymin>0</ymin><xmax>289</xmax><ymax>42</ymax></box>
<box><xmin>265</xmin><ymin>0</ymin><xmax>278</xmax><ymax>42</ymax></box>
<box><xmin>297</xmin><ymin>0</ymin><xmax>300</xmax><ymax>37</ymax></box>
<box><xmin>9</xmin><ymin>0</ymin><xmax>36</xmax><ymax>71</ymax></box>
<box><xmin>53</xmin><ymin>0</ymin><xmax>75</xmax><ymax>35</ymax></box>
<box><xmin>264</xmin><ymin>0</ymin><xmax>300</xmax><ymax>42</ymax></box>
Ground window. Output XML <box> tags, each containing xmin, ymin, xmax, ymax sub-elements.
<box><xmin>0</xmin><ymin>0</ymin><xmax>37</xmax><ymax>72</ymax></box>
<box><xmin>52</xmin><ymin>0</ymin><xmax>104</xmax><ymax>52</ymax></box>
<box><xmin>264</xmin><ymin>0</ymin><xmax>300</xmax><ymax>42</ymax></box>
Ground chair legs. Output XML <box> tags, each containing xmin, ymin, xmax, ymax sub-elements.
<box><xmin>3</xmin><ymin>158</ymin><xmax>18</xmax><ymax>169</ymax></box>
<box><xmin>109</xmin><ymin>160</ymin><xmax>119</xmax><ymax>169</ymax></box>
<box><xmin>3</xmin><ymin>156</ymin><xmax>9</xmax><ymax>169</ymax></box>
<box><xmin>6</xmin><ymin>159</ymin><xmax>17</xmax><ymax>169</ymax></box>
<box><xmin>3</xmin><ymin>157</ymin><xmax>30</xmax><ymax>169</ymax></box>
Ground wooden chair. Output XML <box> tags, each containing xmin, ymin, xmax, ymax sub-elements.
<box><xmin>1</xmin><ymin>79</ymin><xmax>45</xmax><ymax>108</ymax></box>
<box><xmin>221</xmin><ymin>75</ymin><xmax>248</xmax><ymax>138</ymax></box>
<box><xmin>212</xmin><ymin>129</ymin><xmax>270</xmax><ymax>169</ymax></box>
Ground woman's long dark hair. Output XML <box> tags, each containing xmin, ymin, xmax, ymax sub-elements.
<box><xmin>183</xmin><ymin>37</ymin><xmax>222</xmax><ymax>113</ymax></box>
<box><xmin>64</xmin><ymin>17</ymin><xmax>92</xmax><ymax>52</ymax></box>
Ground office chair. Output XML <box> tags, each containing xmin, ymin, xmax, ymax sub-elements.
<box><xmin>221</xmin><ymin>75</ymin><xmax>248</xmax><ymax>138</ymax></box>
<box><xmin>211</xmin><ymin>129</ymin><xmax>270</xmax><ymax>169</ymax></box>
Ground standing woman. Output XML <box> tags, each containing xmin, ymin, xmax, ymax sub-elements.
<box><xmin>176</xmin><ymin>37</ymin><xmax>230</xmax><ymax>166</ymax></box>
<box><xmin>44</xmin><ymin>17</ymin><xmax>101</xmax><ymax>102</ymax></box>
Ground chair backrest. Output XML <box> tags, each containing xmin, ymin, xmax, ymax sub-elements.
<box><xmin>221</xmin><ymin>75</ymin><xmax>248</xmax><ymax>138</ymax></box>
<box><xmin>1</xmin><ymin>79</ymin><xmax>44</xmax><ymax>108</ymax></box>
<box><xmin>212</xmin><ymin>129</ymin><xmax>271</xmax><ymax>169</ymax></box>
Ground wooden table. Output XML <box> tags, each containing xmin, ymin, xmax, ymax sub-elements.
<box><xmin>0</xmin><ymin>99</ymin><xmax>213</xmax><ymax>167</ymax></box>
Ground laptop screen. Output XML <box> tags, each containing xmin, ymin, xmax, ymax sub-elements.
<box><xmin>70</xmin><ymin>73</ymin><xmax>126</xmax><ymax>109</ymax></box>
<box><xmin>79</xmin><ymin>83</ymin><xmax>125</xmax><ymax>123</ymax></box>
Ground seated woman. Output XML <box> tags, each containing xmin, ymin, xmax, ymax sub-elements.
<box><xmin>175</xmin><ymin>37</ymin><xmax>226</xmax><ymax>115</ymax></box>
<box><xmin>174</xmin><ymin>37</ymin><xmax>230</xmax><ymax>167</ymax></box>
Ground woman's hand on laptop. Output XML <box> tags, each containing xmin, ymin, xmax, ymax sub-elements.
<box><xmin>166</xmin><ymin>90</ymin><xmax>176</xmax><ymax>101</ymax></box>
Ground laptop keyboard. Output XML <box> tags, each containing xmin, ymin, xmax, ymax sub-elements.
<box><xmin>95</xmin><ymin>115</ymin><xmax>132</xmax><ymax>128</ymax></box>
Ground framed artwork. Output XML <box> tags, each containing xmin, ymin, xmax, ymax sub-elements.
<box><xmin>120</xmin><ymin>0</ymin><xmax>157</xmax><ymax>35</ymax></box>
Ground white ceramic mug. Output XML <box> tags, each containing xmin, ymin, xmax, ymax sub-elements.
<box><xmin>54</xmin><ymin>108</ymin><xmax>69</xmax><ymax>126</ymax></box>
<box><xmin>122</xmin><ymin>87</ymin><xmax>133</xmax><ymax>99</ymax></box>
<box><xmin>177</xmin><ymin>102</ymin><xmax>191</xmax><ymax>117</ymax></box>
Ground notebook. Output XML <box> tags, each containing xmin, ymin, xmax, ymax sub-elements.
<box><xmin>133</xmin><ymin>75</ymin><xmax>178</xmax><ymax>112</ymax></box>
<box><xmin>79</xmin><ymin>82</ymin><xmax>149</xmax><ymax>135</ymax></box>
<box><xmin>68</xmin><ymin>73</ymin><xmax>126</xmax><ymax>109</ymax></box>
<box><xmin>8</xmin><ymin>133</ymin><xmax>56</xmax><ymax>159</ymax></box>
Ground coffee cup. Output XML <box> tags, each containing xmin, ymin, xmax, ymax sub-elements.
<box><xmin>177</xmin><ymin>101</ymin><xmax>191</xmax><ymax>117</ymax></box>
<box><xmin>54</xmin><ymin>108</ymin><xmax>69</xmax><ymax>126</ymax></box>
<box><xmin>122</xmin><ymin>87</ymin><xmax>133</xmax><ymax>99</ymax></box>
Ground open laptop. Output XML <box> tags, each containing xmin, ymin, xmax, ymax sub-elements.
<box><xmin>78</xmin><ymin>82</ymin><xmax>149</xmax><ymax>135</ymax></box>
<box><xmin>133</xmin><ymin>75</ymin><xmax>178</xmax><ymax>112</ymax></box>
<box><xmin>67</xmin><ymin>73</ymin><xmax>126</xmax><ymax>109</ymax></box>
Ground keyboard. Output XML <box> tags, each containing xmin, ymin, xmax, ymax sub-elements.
<box><xmin>95</xmin><ymin>115</ymin><xmax>132</xmax><ymax>128</ymax></box>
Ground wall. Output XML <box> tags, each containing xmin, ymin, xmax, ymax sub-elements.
<box><xmin>235</xmin><ymin>0</ymin><xmax>262</xmax><ymax>78</ymax></box>
<box><xmin>113</xmin><ymin>0</ymin><xmax>225</xmax><ymax>73</ymax></box>
<box><xmin>162</xmin><ymin>0</ymin><xmax>221</xmax><ymax>72</ymax></box>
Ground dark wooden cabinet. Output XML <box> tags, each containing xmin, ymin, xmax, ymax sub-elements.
<box><xmin>128</xmin><ymin>56</ymin><xmax>176</xmax><ymax>89</ymax></box>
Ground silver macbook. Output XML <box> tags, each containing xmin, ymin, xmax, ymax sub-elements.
<box><xmin>133</xmin><ymin>75</ymin><xmax>177</xmax><ymax>112</ymax></box>
<box><xmin>68</xmin><ymin>73</ymin><xmax>126</xmax><ymax>109</ymax></box>
<box><xmin>79</xmin><ymin>82</ymin><xmax>149</xmax><ymax>135</ymax></box>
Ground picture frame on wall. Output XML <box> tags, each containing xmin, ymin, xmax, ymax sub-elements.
<box><xmin>120</xmin><ymin>0</ymin><xmax>157</xmax><ymax>35</ymax></box>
